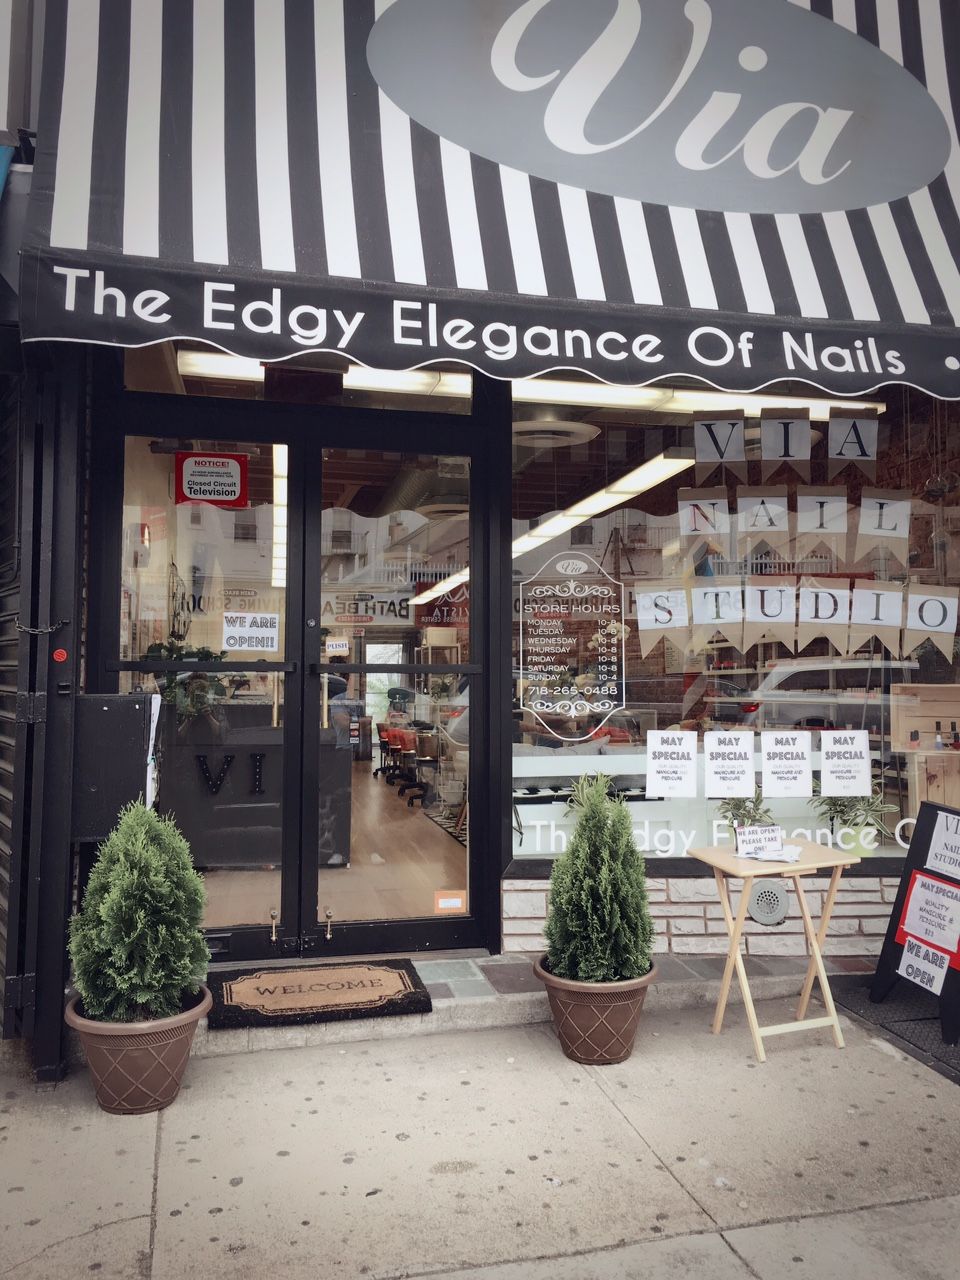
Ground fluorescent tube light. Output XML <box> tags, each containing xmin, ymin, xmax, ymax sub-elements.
<box><xmin>176</xmin><ymin>353</ymin><xmax>886</xmax><ymax>421</ymax></box>
<box><xmin>416</xmin><ymin>448</ymin><xmax>694</xmax><ymax>602</ymax></box>
<box><xmin>512</xmin><ymin>380</ymin><xmax>672</xmax><ymax>410</ymax></box>
<box><xmin>525</xmin><ymin>514</ymin><xmax>584</xmax><ymax>540</ymax></box>
<box><xmin>606</xmin><ymin>450</ymin><xmax>698</xmax><ymax>494</ymax></box>
<box><xmin>511</xmin><ymin>449</ymin><xmax>693</xmax><ymax>560</ymax></box>
<box><xmin>661</xmin><ymin>388</ymin><xmax>885</xmax><ymax>421</ymax></box>
<box><xmin>342</xmin><ymin>368</ymin><xmax>472</xmax><ymax>398</ymax></box>
<box><xmin>177</xmin><ymin>351</ymin><xmax>265</xmax><ymax>381</ymax></box>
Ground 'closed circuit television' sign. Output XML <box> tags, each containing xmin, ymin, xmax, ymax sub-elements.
<box><xmin>176</xmin><ymin>452</ymin><xmax>249</xmax><ymax>508</ymax></box>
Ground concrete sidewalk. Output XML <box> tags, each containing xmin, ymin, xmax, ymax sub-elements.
<box><xmin>2</xmin><ymin>997</ymin><xmax>959</xmax><ymax>1280</ymax></box>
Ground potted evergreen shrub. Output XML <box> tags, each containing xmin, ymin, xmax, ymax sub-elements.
<box><xmin>65</xmin><ymin>801</ymin><xmax>211</xmax><ymax>1115</ymax></box>
<box><xmin>533</xmin><ymin>775</ymin><xmax>656</xmax><ymax>1064</ymax></box>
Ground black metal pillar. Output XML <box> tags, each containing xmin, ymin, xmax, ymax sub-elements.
<box><xmin>22</xmin><ymin>347</ymin><xmax>86</xmax><ymax>1081</ymax></box>
<box><xmin>471</xmin><ymin>373</ymin><xmax>514</xmax><ymax>951</ymax></box>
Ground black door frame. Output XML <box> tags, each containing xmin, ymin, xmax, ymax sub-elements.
<box><xmin>87</xmin><ymin>373</ymin><xmax>510</xmax><ymax>961</ymax></box>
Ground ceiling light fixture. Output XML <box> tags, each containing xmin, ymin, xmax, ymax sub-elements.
<box><xmin>660</xmin><ymin>388</ymin><xmax>885</xmax><ymax>421</ymax></box>
<box><xmin>176</xmin><ymin>353</ymin><xmax>886</xmax><ymax>421</ymax></box>
<box><xmin>411</xmin><ymin>449</ymin><xmax>694</xmax><ymax>604</ymax></box>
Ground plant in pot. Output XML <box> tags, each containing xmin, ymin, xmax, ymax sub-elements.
<box><xmin>812</xmin><ymin>783</ymin><xmax>898</xmax><ymax>854</ymax></box>
<box><xmin>65</xmin><ymin>801</ymin><xmax>211</xmax><ymax>1115</ymax></box>
<box><xmin>146</xmin><ymin>640</ymin><xmax>227</xmax><ymax>709</ymax></box>
<box><xmin>715</xmin><ymin>787</ymin><xmax>773</xmax><ymax>837</ymax></box>
<box><xmin>533</xmin><ymin>774</ymin><xmax>656</xmax><ymax>1064</ymax></box>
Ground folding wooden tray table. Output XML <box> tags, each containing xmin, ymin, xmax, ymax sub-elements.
<box><xmin>688</xmin><ymin>839</ymin><xmax>861</xmax><ymax>1062</ymax></box>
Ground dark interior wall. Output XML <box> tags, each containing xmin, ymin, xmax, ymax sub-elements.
<box><xmin>0</xmin><ymin>348</ymin><xmax>87</xmax><ymax>1077</ymax></box>
<box><xmin>0</xmin><ymin>376</ymin><xmax>21</xmax><ymax>1013</ymax></box>
<box><xmin>0</xmin><ymin>370</ymin><xmax>29</xmax><ymax>1038</ymax></box>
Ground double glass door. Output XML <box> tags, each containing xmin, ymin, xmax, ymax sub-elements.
<box><xmin>116</xmin><ymin>419</ymin><xmax>481</xmax><ymax>959</ymax></box>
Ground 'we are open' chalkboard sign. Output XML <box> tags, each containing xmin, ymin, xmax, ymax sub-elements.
<box><xmin>871</xmin><ymin>801</ymin><xmax>960</xmax><ymax>1045</ymax></box>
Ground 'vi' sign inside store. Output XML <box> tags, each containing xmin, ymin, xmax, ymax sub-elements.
<box><xmin>368</xmin><ymin>0</ymin><xmax>950</xmax><ymax>213</ymax></box>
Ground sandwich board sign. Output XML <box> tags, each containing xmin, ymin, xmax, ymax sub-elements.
<box><xmin>871</xmin><ymin>801</ymin><xmax>960</xmax><ymax>1045</ymax></box>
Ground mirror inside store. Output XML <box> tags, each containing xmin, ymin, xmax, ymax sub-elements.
<box><xmin>511</xmin><ymin>384</ymin><xmax>960</xmax><ymax>862</ymax></box>
<box><xmin>118</xmin><ymin>434</ymin><xmax>470</xmax><ymax>933</ymax></box>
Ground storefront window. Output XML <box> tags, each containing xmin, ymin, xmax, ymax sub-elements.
<box><xmin>119</xmin><ymin>436</ymin><xmax>288</xmax><ymax>662</ymax></box>
<box><xmin>511</xmin><ymin>382</ymin><xmax>960</xmax><ymax>862</ymax></box>
<box><xmin>119</xmin><ymin>437</ymin><xmax>289</xmax><ymax>928</ymax></box>
<box><xmin>118</xmin><ymin>435</ymin><xmax>471</xmax><ymax>933</ymax></box>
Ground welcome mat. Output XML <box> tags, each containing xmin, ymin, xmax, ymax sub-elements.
<box><xmin>206</xmin><ymin>959</ymin><xmax>432</xmax><ymax>1030</ymax></box>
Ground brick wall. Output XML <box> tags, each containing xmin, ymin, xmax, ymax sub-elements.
<box><xmin>502</xmin><ymin>876</ymin><xmax>898</xmax><ymax>957</ymax></box>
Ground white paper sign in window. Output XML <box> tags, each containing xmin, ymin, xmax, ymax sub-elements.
<box><xmin>820</xmin><ymin>730</ymin><xmax>871</xmax><ymax>797</ymax></box>
<box><xmin>223</xmin><ymin>612</ymin><xmax>281</xmax><ymax>652</ymax></box>
<box><xmin>704</xmin><ymin>730</ymin><xmax>755</xmax><ymax>798</ymax></box>
<box><xmin>761</xmin><ymin>731</ymin><xmax>812</xmax><ymax>798</ymax></box>
<box><xmin>645</xmin><ymin>730</ymin><xmax>698</xmax><ymax>798</ymax></box>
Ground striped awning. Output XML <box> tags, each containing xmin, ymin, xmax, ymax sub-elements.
<box><xmin>0</xmin><ymin>0</ymin><xmax>33</xmax><ymax>147</ymax></box>
<box><xmin>18</xmin><ymin>0</ymin><xmax>960</xmax><ymax>397</ymax></box>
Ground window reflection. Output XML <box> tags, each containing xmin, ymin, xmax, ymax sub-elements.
<box><xmin>511</xmin><ymin>384</ymin><xmax>960</xmax><ymax>861</ymax></box>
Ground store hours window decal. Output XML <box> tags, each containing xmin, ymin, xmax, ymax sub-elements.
<box><xmin>519</xmin><ymin>554</ymin><xmax>626</xmax><ymax>742</ymax></box>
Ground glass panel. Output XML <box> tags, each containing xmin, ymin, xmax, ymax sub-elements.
<box><xmin>320</xmin><ymin>449</ymin><xmax>470</xmax><ymax>661</ymax></box>
<box><xmin>121</xmin><ymin>667</ymin><xmax>286</xmax><ymax>928</ymax></box>
<box><xmin>314</xmin><ymin>447</ymin><xmax>472</xmax><ymax>925</ymax></box>
<box><xmin>316</xmin><ymin>678</ymin><xmax>470</xmax><ymax>924</ymax></box>
<box><xmin>120</xmin><ymin>434</ymin><xmax>289</xmax><ymax>930</ymax></box>
<box><xmin>120</xmin><ymin>436</ymin><xmax>288</xmax><ymax>660</ymax></box>
<box><xmin>511</xmin><ymin>380</ymin><xmax>958</xmax><ymax>863</ymax></box>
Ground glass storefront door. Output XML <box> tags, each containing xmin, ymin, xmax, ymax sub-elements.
<box><xmin>305</xmin><ymin>449</ymin><xmax>472</xmax><ymax>936</ymax></box>
<box><xmin>116</xmin><ymin>421</ymin><xmax>482</xmax><ymax>960</ymax></box>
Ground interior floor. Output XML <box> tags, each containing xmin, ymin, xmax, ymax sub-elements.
<box><xmin>202</xmin><ymin>762</ymin><xmax>468</xmax><ymax>929</ymax></box>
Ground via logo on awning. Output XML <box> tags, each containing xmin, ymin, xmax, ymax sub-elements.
<box><xmin>368</xmin><ymin>0</ymin><xmax>950</xmax><ymax>214</ymax></box>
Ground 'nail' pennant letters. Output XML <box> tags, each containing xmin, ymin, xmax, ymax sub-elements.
<box><xmin>794</xmin><ymin>487</ymin><xmax>849</xmax><ymax>561</ymax></box>
<box><xmin>855</xmin><ymin>490</ymin><xmax>912</xmax><ymax>567</ymax></box>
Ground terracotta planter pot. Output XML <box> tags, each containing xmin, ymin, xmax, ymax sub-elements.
<box><xmin>65</xmin><ymin>985</ymin><xmax>212</xmax><ymax>1115</ymax></box>
<box><xmin>533</xmin><ymin>956</ymin><xmax>657</xmax><ymax>1065</ymax></box>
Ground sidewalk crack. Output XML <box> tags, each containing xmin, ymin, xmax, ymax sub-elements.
<box><xmin>588</xmin><ymin>1071</ymin><xmax>721</xmax><ymax>1228</ymax></box>
<box><xmin>0</xmin><ymin>1214</ymin><xmax>151</xmax><ymax>1278</ymax></box>
<box><xmin>145</xmin><ymin>1109</ymin><xmax>164</xmax><ymax>1280</ymax></box>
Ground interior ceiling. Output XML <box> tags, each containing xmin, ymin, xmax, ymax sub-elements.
<box><xmin>179</xmin><ymin>352</ymin><xmax>960</xmax><ymax>518</ymax></box>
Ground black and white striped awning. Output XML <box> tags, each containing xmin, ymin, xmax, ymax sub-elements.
<box><xmin>18</xmin><ymin>0</ymin><xmax>960</xmax><ymax>396</ymax></box>
<box><xmin>0</xmin><ymin>0</ymin><xmax>33</xmax><ymax>147</ymax></box>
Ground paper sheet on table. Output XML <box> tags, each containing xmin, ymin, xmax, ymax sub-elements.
<box><xmin>737</xmin><ymin>843</ymin><xmax>801</xmax><ymax>863</ymax></box>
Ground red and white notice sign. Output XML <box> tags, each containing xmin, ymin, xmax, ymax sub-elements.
<box><xmin>895</xmin><ymin>869</ymin><xmax>960</xmax><ymax>994</ymax></box>
<box><xmin>175</xmin><ymin>452</ymin><xmax>249</xmax><ymax>508</ymax></box>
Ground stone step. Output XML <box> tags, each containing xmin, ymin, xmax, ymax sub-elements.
<box><xmin>185</xmin><ymin>952</ymin><xmax>875</xmax><ymax>1059</ymax></box>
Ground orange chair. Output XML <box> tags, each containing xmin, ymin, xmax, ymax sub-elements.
<box><xmin>373</xmin><ymin>722</ymin><xmax>391</xmax><ymax>777</ymax></box>
<box><xmin>384</xmin><ymin>727</ymin><xmax>405</xmax><ymax>784</ymax></box>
